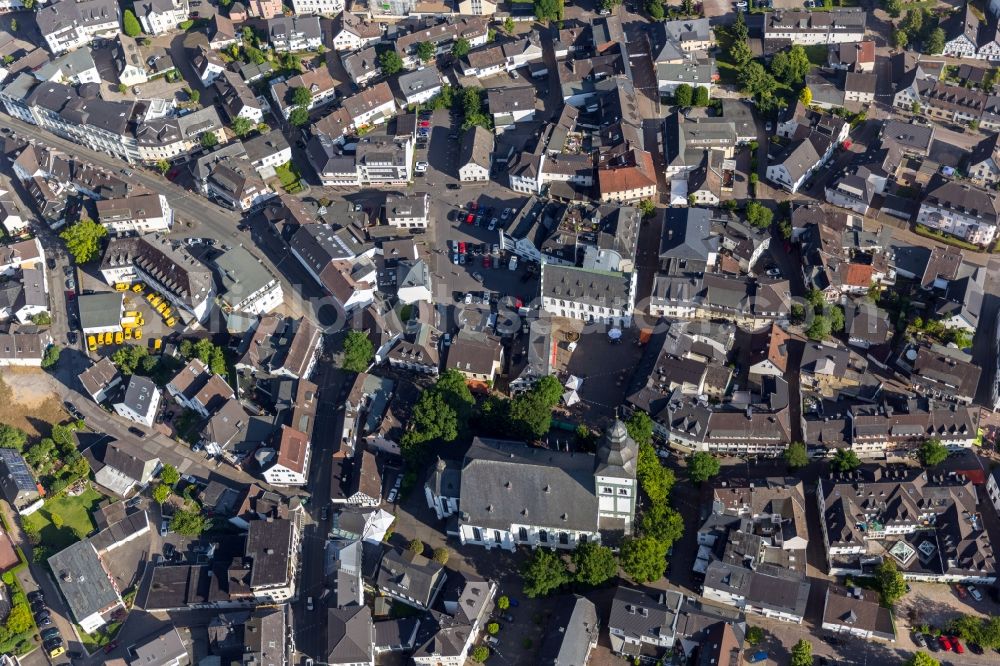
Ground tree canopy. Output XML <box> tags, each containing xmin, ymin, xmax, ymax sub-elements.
<box><xmin>745</xmin><ymin>201</ymin><xmax>773</xmax><ymax>229</ymax></box>
<box><xmin>533</xmin><ymin>0</ymin><xmax>564</xmax><ymax>22</ymax></box>
<box><xmin>289</xmin><ymin>107</ymin><xmax>310</xmax><ymax>127</ymax></box>
<box><xmin>41</xmin><ymin>344</ymin><xmax>60</xmax><ymax>369</ymax></box>
<box><xmin>831</xmin><ymin>448</ymin><xmax>861</xmax><ymax>473</ymax></box>
<box><xmin>341</xmin><ymin>330</ymin><xmax>374</xmax><ymax>373</ymax></box>
<box><xmin>572</xmin><ymin>542</ymin><xmax>618</xmax><ymax>587</ymax></box>
<box><xmin>619</xmin><ymin>536</ymin><xmax>667</xmax><ymax>583</ymax></box>
<box><xmin>674</xmin><ymin>84</ymin><xmax>693</xmax><ymax>107</ymax></box>
<box><xmin>291</xmin><ymin>86</ymin><xmax>312</xmax><ymax>107</ymax></box>
<box><xmin>123</xmin><ymin>9</ymin><xmax>142</xmax><ymax>37</ymax></box>
<box><xmin>152</xmin><ymin>484</ymin><xmax>171</xmax><ymax>504</ymax></box>
<box><xmin>231</xmin><ymin>116</ymin><xmax>255</xmax><ymax>138</ymax></box>
<box><xmin>380</xmin><ymin>50</ymin><xmax>403</xmax><ymax>74</ymax></box>
<box><xmin>874</xmin><ymin>557</ymin><xmax>907</xmax><ymax>607</ymax></box>
<box><xmin>771</xmin><ymin>45</ymin><xmax>811</xmax><ymax>86</ymax></box>
<box><xmin>641</xmin><ymin>502</ymin><xmax>684</xmax><ymax>546</ymax></box>
<box><xmin>452</xmin><ymin>37</ymin><xmax>471</xmax><ymax>58</ymax></box>
<box><xmin>160</xmin><ymin>463</ymin><xmax>180</xmax><ymax>486</ymax></box>
<box><xmin>738</xmin><ymin>61</ymin><xmax>779</xmax><ymax>107</ymax></box>
<box><xmin>688</xmin><ymin>452</ymin><xmax>720</xmax><ymax>484</ymax></box>
<box><xmin>790</xmin><ymin>639</ymin><xmax>812</xmax><ymax>666</ymax></box>
<box><xmin>785</xmin><ymin>441</ymin><xmax>809</xmax><ymax>469</ymax></box>
<box><xmin>417</xmin><ymin>41</ymin><xmax>436</xmax><ymax>62</ymax></box>
<box><xmin>903</xmin><ymin>654</ymin><xmax>939</xmax><ymax>666</ymax></box>
<box><xmin>522</xmin><ymin>548</ymin><xmax>570</xmax><ymax>597</ymax></box>
<box><xmin>60</xmin><ymin>218</ymin><xmax>107</xmax><ymax>264</ymax></box>
<box><xmin>918</xmin><ymin>438</ymin><xmax>948</xmax><ymax>467</ymax></box>
<box><xmin>170</xmin><ymin>507</ymin><xmax>207</xmax><ymax>537</ymax></box>
<box><xmin>0</xmin><ymin>424</ymin><xmax>27</xmax><ymax>452</ymax></box>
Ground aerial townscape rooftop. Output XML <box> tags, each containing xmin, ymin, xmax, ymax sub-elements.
<box><xmin>0</xmin><ymin>0</ymin><xmax>998</xmax><ymax>664</ymax></box>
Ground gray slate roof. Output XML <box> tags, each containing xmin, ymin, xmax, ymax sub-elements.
<box><xmin>48</xmin><ymin>540</ymin><xmax>121</xmax><ymax>624</ymax></box>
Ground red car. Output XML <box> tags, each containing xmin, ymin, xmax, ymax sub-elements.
<box><xmin>951</xmin><ymin>638</ymin><xmax>964</xmax><ymax>654</ymax></box>
<box><xmin>419</xmin><ymin>121</ymin><xmax>430</xmax><ymax>127</ymax></box>
<box><xmin>939</xmin><ymin>636</ymin><xmax>953</xmax><ymax>651</ymax></box>
<box><xmin>465</xmin><ymin>214</ymin><xmax>474</xmax><ymax>224</ymax></box>
<box><xmin>458</xmin><ymin>242</ymin><xmax>466</xmax><ymax>254</ymax></box>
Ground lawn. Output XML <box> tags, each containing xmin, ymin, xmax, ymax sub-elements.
<box><xmin>914</xmin><ymin>224</ymin><xmax>983</xmax><ymax>252</ymax></box>
<box><xmin>76</xmin><ymin>620</ymin><xmax>121</xmax><ymax>652</ymax></box>
<box><xmin>23</xmin><ymin>487</ymin><xmax>103</xmax><ymax>550</ymax></box>
<box><xmin>804</xmin><ymin>44</ymin><xmax>829</xmax><ymax>66</ymax></box>
<box><xmin>274</xmin><ymin>161</ymin><xmax>303</xmax><ymax>194</ymax></box>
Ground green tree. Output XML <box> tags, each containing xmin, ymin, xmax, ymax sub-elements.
<box><xmin>627</xmin><ymin>411</ymin><xmax>654</xmax><ymax>447</ymax></box>
<box><xmin>123</xmin><ymin>9</ymin><xmax>142</xmax><ymax>37</ymax></box>
<box><xmin>156</xmin><ymin>159</ymin><xmax>170</xmax><ymax>174</ymax></box>
<box><xmin>806</xmin><ymin>287</ymin><xmax>826</xmax><ymax>311</ymax></box>
<box><xmin>729</xmin><ymin>38</ymin><xmax>752</xmax><ymax>68</ymax></box>
<box><xmin>117</xmin><ymin>82</ymin><xmax>128</xmax><ymax>93</ymax></box>
<box><xmin>432</xmin><ymin>547</ymin><xmax>449</xmax><ymax>565</ymax></box>
<box><xmin>637</xmin><ymin>443</ymin><xmax>675</xmax><ymax>504</ymax></box>
<box><xmin>641</xmin><ymin>503</ymin><xmax>684</xmax><ymax>546</ymax></box>
<box><xmin>745</xmin><ymin>201</ymin><xmax>773</xmax><ymax>229</ymax></box>
<box><xmin>436</xmin><ymin>369</ymin><xmax>475</xmax><ymax>423</ymax></box>
<box><xmin>693</xmin><ymin>85</ymin><xmax>709</xmax><ymax>107</ymax></box>
<box><xmin>902</xmin><ymin>654</ymin><xmax>939</xmax><ymax>666</ymax></box>
<box><xmin>647</xmin><ymin>0</ymin><xmax>664</xmax><ymax>19</ymax></box>
<box><xmin>893</xmin><ymin>28</ymin><xmax>909</xmax><ymax>49</ymax></box>
<box><xmin>926</xmin><ymin>27</ymin><xmax>945</xmax><ymax>55</ymax></box>
<box><xmin>522</xmin><ymin>548</ymin><xmax>570</xmax><ymax>597</ymax></box>
<box><xmin>885</xmin><ymin>0</ymin><xmax>902</xmax><ymax>17</ymax></box>
<box><xmin>452</xmin><ymin>37</ymin><xmax>471</xmax><ymax>58</ymax></box>
<box><xmin>746</xmin><ymin>626</ymin><xmax>764</xmax><ymax>645</ymax></box>
<box><xmin>739</xmin><ymin>61</ymin><xmax>778</xmax><ymax>104</ymax></box>
<box><xmin>785</xmin><ymin>441</ymin><xmax>809</xmax><ymax>469</ymax></box>
<box><xmin>674</xmin><ymin>83</ymin><xmax>693</xmax><ymax>107</ymax></box>
<box><xmin>41</xmin><ymin>345</ymin><xmax>60</xmax><ymax>369</ymax></box>
<box><xmin>510</xmin><ymin>391</ymin><xmax>554</xmax><ymax>440</ymax></box>
<box><xmin>831</xmin><ymin>448</ymin><xmax>860</xmax><ymax>473</ymax></box>
<box><xmin>190</xmin><ymin>338</ymin><xmax>227</xmax><ymax>375</ymax></box>
<box><xmin>503</xmin><ymin>17</ymin><xmax>515</xmax><ymax>33</ymax></box>
<box><xmin>231</xmin><ymin>116</ymin><xmax>254</xmax><ymax>137</ymax></box>
<box><xmin>486</xmin><ymin>622</ymin><xmax>499</xmax><ymax>635</ymax></box>
<box><xmin>404</xmin><ymin>391</ymin><xmax>459</xmax><ymax>449</ymax></box>
<box><xmin>497</xmin><ymin>595</ymin><xmax>510</xmax><ymax>610</ymax></box>
<box><xmin>408</xmin><ymin>538</ymin><xmax>425</xmax><ymax>555</ymax></box>
<box><xmin>417</xmin><ymin>41</ymin><xmax>436</xmax><ymax>62</ymax></box>
<box><xmin>50</xmin><ymin>512</ymin><xmax>64</xmax><ymax>529</ymax></box>
<box><xmin>800</xmin><ymin>86</ymin><xmax>813</xmax><ymax>105</ymax></box>
<box><xmin>0</xmin><ymin>424</ymin><xmax>27</xmax><ymax>452</ymax></box>
<box><xmin>201</xmin><ymin>132</ymin><xmax>218</xmax><ymax>149</ymax></box>
<box><xmin>638</xmin><ymin>198</ymin><xmax>656</xmax><ymax>219</ymax></box>
<box><xmin>771</xmin><ymin>45</ymin><xmax>811</xmax><ymax>85</ymax></box>
<box><xmin>291</xmin><ymin>86</ymin><xmax>312</xmax><ymax>107</ymax></box>
<box><xmin>806</xmin><ymin>315</ymin><xmax>831</xmax><ymax>341</ymax></box>
<box><xmin>874</xmin><ymin>557</ymin><xmax>907</xmax><ymax>606</ymax></box>
<box><xmin>619</xmin><ymin>536</ymin><xmax>667</xmax><ymax>583</ymax></box>
<box><xmin>533</xmin><ymin>0</ymin><xmax>563</xmax><ymax>22</ymax></box>
<box><xmin>534</xmin><ymin>375</ymin><xmax>564</xmax><ymax>406</ymax></box>
<box><xmin>112</xmin><ymin>346</ymin><xmax>148</xmax><ymax>375</ymax></box>
<box><xmin>688</xmin><ymin>452</ymin><xmax>720</xmax><ymax>484</ymax></box>
<box><xmin>188</xmin><ymin>88</ymin><xmax>201</xmax><ymax>104</ymax></box>
<box><xmin>918</xmin><ymin>438</ymin><xmax>948</xmax><ymax>467</ymax></box>
<box><xmin>152</xmin><ymin>484</ymin><xmax>171</xmax><ymax>504</ymax></box>
<box><xmin>341</xmin><ymin>330</ymin><xmax>374</xmax><ymax>372</ymax></box>
<box><xmin>289</xmin><ymin>107</ymin><xmax>310</xmax><ymax>127</ymax></box>
<box><xmin>170</xmin><ymin>507</ymin><xmax>207</xmax><ymax>537</ymax></box>
<box><xmin>790</xmin><ymin>639</ymin><xmax>812</xmax><ymax>666</ymax></box>
<box><xmin>949</xmin><ymin>615</ymin><xmax>984</xmax><ymax>644</ymax></box>
<box><xmin>60</xmin><ymin>218</ymin><xmax>108</xmax><ymax>263</ymax></box>
<box><xmin>380</xmin><ymin>50</ymin><xmax>403</xmax><ymax>75</ymax></box>
<box><xmin>572</xmin><ymin>542</ymin><xmax>618</xmax><ymax>587</ymax></box>
<box><xmin>828</xmin><ymin>304</ymin><xmax>845</xmax><ymax>332</ymax></box>
<box><xmin>470</xmin><ymin>646</ymin><xmax>490</xmax><ymax>663</ymax></box>
<box><xmin>5</xmin><ymin>604</ymin><xmax>32</xmax><ymax>634</ymax></box>
<box><xmin>731</xmin><ymin>9</ymin><xmax>748</xmax><ymax>41</ymax></box>
<box><xmin>978</xmin><ymin>616</ymin><xmax>1000</xmax><ymax>649</ymax></box>
<box><xmin>160</xmin><ymin>463</ymin><xmax>180</xmax><ymax>486</ymax></box>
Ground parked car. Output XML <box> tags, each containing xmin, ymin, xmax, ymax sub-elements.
<box><xmin>951</xmin><ymin>638</ymin><xmax>964</xmax><ymax>654</ymax></box>
<box><xmin>488</xmin><ymin>218</ymin><xmax>497</xmax><ymax>230</ymax></box>
<box><xmin>748</xmin><ymin>651</ymin><xmax>768</xmax><ymax>663</ymax></box>
<box><xmin>128</xmin><ymin>426</ymin><xmax>146</xmax><ymax>438</ymax></box>
<box><xmin>939</xmin><ymin>636</ymin><xmax>953</xmax><ymax>651</ymax></box>
<box><xmin>968</xmin><ymin>585</ymin><xmax>983</xmax><ymax>601</ymax></box>
<box><xmin>913</xmin><ymin>632</ymin><xmax>926</xmax><ymax>648</ymax></box>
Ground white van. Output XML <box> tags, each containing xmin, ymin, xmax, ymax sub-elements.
<box><xmin>509</xmin><ymin>255</ymin><xmax>518</xmax><ymax>271</ymax></box>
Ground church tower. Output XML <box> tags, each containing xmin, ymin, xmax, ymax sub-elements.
<box><xmin>594</xmin><ymin>419</ymin><xmax>639</xmax><ymax>536</ymax></box>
